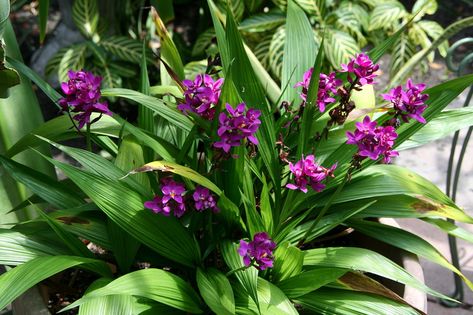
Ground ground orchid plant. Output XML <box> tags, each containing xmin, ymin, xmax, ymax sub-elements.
<box><xmin>2</xmin><ymin>2</ymin><xmax>473</xmax><ymax>315</ymax></box>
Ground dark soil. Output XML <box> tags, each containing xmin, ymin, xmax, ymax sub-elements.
<box><xmin>42</xmin><ymin>269</ymin><xmax>99</xmax><ymax>315</ymax></box>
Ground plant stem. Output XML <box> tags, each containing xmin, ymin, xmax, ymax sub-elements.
<box><xmin>226</xmin><ymin>265</ymin><xmax>250</xmax><ymax>277</ymax></box>
<box><xmin>297</xmin><ymin>170</ymin><xmax>352</xmax><ymax>247</ymax></box>
<box><xmin>86</xmin><ymin>122</ymin><xmax>92</xmax><ymax>152</ymax></box>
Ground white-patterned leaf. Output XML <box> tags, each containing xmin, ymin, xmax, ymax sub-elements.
<box><xmin>239</xmin><ymin>11</ymin><xmax>285</xmax><ymax>33</ymax></box>
<box><xmin>98</xmin><ymin>36</ymin><xmax>149</xmax><ymax>64</ymax></box>
<box><xmin>72</xmin><ymin>0</ymin><xmax>99</xmax><ymax>38</ymax></box>
<box><xmin>46</xmin><ymin>44</ymin><xmax>87</xmax><ymax>82</ymax></box>
<box><xmin>418</xmin><ymin>20</ymin><xmax>448</xmax><ymax>57</ymax></box>
<box><xmin>412</xmin><ymin>0</ymin><xmax>437</xmax><ymax>19</ymax></box>
<box><xmin>192</xmin><ymin>28</ymin><xmax>216</xmax><ymax>56</ymax></box>
<box><xmin>390</xmin><ymin>32</ymin><xmax>415</xmax><ymax>78</ymax></box>
<box><xmin>369</xmin><ymin>1</ymin><xmax>407</xmax><ymax>31</ymax></box>
<box><xmin>325</xmin><ymin>29</ymin><xmax>359</xmax><ymax>68</ymax></box>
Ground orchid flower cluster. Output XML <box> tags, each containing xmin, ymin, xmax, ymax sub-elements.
<box><xmin>238</xmin><ymin>232</ymin><xmax>276</xmax><ymax>270</ymax></box>
<box><xmin>144</xmin><ymin>178</ymin><xmax>219</xmax><ymax>217</ymax></box>
<box><xmin>178</xmin><ymin>74</ymin><xmax>224</xmax><ymax>120</ymax></box>
<box><xmin>286</xmin><ymin>155</ymin><xmax>337</xmax><ymax>193</ymax></box>
<box><xmin>214</xmin><ymin>103</ymin><xmax>261</xmax><ymax>153</ymax></box>
<box><xmin>59</xmin><ymin>70</ymin><xmax>112</xmax><ymax>129</ymax></box>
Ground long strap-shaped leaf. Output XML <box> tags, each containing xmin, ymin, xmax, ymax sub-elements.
<box><xmin>61</xmin><ymin>269</ymin><xmax>203</xmax><ymax>314</ymax></box>
<box><xmin>303</xmin><ymin>247</ymin><xmax>453</xmax><ymax>301</ymax></box>
<box><xmin>349</xmin><ymin>219</ymin><xmax>473</xmax><ymax>290</ymax></box>
<box><xmin>295</xmin><ymin>288</ymin><xmax>419</xmax><ymax>315</ymax></box>
<box><xmin>0</xmin><ymin>155</ymin><xmax>84</xmax><ymax>209</ymax></box>
<box><xmin>0</xmin><ymin>255</ymin><xmax>111</xmax><ymax>311</ymax></box>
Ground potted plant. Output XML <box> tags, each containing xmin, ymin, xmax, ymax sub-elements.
<box><xmin>1</xmin><ymin>1</ymin><xmax>473</xmax><ymax>314</ymax></box>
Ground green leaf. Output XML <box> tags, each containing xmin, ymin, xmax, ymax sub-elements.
<box><xmin>296</xmin><ymin>288</ymin><xmax>419</xmax><ymax>315</ymax></box>
<box><xmin>425</xmin><ymin>218</ymin><xmax>473</xmax><ymax>244</ymax></box>
<box><xmin>215</xmin><ymin>0</ymin><xmax>245</xmax><ymax>21</ymax></box>
<box><xmin>36</xmin><ymin>206</ymin><xmax>93</xmax><ymax>258</ymax></box>
<box><xmin>38</xmin><ymin>0</ymin><xmax>50</xmax><ymax>43</ymax></box>
<box><xmin>304</xmin><ymin>247</ymin><xmax>452</xmax><ymax>300</ymax></box>
<box><xmin>390</xmin><ymin>32</ymin><xmax>415</xmax><ymax>78</ymax></box>
<box><xmin>349</xmin><ymin>219</ymin><xmax>473</xmax><ymax>290</ymax></box>
<box><xmin>325</xmin><ymin>29</ymin><xmax>359</xmax><ymax>68</ymax></box>
<box><xmin>46</xmin><ymin>158</ymin><xmax>202</xmax><ymax>267</ymax></box>
<box><xmin>278</xmin><ymin>268</ymin><xmax>346</xmax><ymax>298</ymax></box>
<box><xmin>6</xmin><ymin>114</ymin><xmax>120</xmax><ymax>158</ymax></box>
<box><xmin>196</xmin><ymin>268</ymin><xmax>235</xmax><ymax>315</ymax></box>
<box><xmin>78</xmin><ymin>278</ymin><xmax>135</xmax><ymax>315</ymax></box>
<box><xmin>0</xmin><ymin>155</ymin><xmax>84</xmax><ymax>209</ymax></box>
<box><xmin>62</xmin><ymin>269</ymin><xmax>203</xmax><ymax>313</ymax></box>
<box><xmin>101</xmin><ymin>88</ymin><xmax>193</xmax><ymax>132</ymax></box>
<box><xmin>282</xmin><ymin>0</ymin><xmax>317</xmax><ymax>104</ymax></box>
<box><xmin>399</xmin><ymin>107</ymin><xmax>473</xmax><ymax>150</ymax></box>
<box><xmin>99</xmin><ymin>36</ymin><xmax>152</xmax><ymax>64</ymax></box>
<box><xmin>221</xmin><ymin>241</ymin><xmax>259</xmax><ymax>309</ymax></box>
<box><xmin>48</xmin><ymin>206</ymin><xmax>111</xmax><ymax>249</ymax></box>
<box><xmin>0</xmin><ymin>0</ymin><xmax>9</xmax><ymax>38</ymax></box>
<box><xmin>235</xmin><ymin>277</ymin><xmax>299</xmax><ymax>315</ymax></box>
<box><xmin>239</xmin><ymin>11</ymin><xmax>285</xmax><ymax>33</ymax></box>
<box><xmin>272</xmin><ymin>242</ymin><xmax>304</xmax><ymax>283</ymax></box>
<box><xmin>72</xmin><ymin>0</ymin><xmax>99</xmax><ymax>39</ymax></box>
<box><xmin>369</xmin><ymin>1</ymin><xmax>406</xmax><ymax>31</ymax></box>
<box><xmin>0</xmin><ymin>229</ymin><xmax>69</xmax><ymax>265</ymax></box>
<box><xmin>0</xmin><ymin>256</ymin><xmax>111</xmax><ymax>311</ymax></box>
<box><xmin>37</xmin><ymin>136</ymin><xmax>149</xmax><ymax>197</ymax></box>
<box><xmin>110</xmin><ymin>136</ymin><xmax>145</xmax><ymax>273</ymax></box>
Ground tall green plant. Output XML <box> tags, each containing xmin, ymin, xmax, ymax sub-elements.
<box><xmin>1</xmin><ymin>2</ymin><xmax>473</xmax><ymax>314</ymax></box>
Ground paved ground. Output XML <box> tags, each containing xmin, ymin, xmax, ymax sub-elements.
<box><xmin>394</xmin><ymin>62</ymin><xmax>473</xmax><ymax>314</ymax></box>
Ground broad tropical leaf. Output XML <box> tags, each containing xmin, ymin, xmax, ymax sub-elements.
<box><xmin>296</xmin><ymin>289</ymin><xmax>419</xmax><ymax>315</ymax></box>
<box><xmin>278</xmin><ymin>268</ymin><xmax>347</xmax><ymax>298</ymax></box>
<box><xmin>304</xmin><ymin>247</ymin><xmax>452</xmax><ymax>300</ymax></box>
<box><xmin>0</xmin><ymin>256</ymin><xmax>111</xmax><ymax>311</ymax></box>
<box><xmin>62</xmin><ymin>269</ymin><xmax>203</xmax><ymax>313</ymax></box>
<box><xmin>45</xmin><ymin>44</ymin><xmax>87</xmax><ymax>82</ymax></box>
<box><xmin>196</xmin><ymin>268</ymin><xmax>235</xmax><ymax>315</ymax></box>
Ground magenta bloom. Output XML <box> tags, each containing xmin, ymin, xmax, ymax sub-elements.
<box><xmin>286</xmin><ymin>155</ymin><xmax>337</xmax><ymax>193</ymax></box>
<box><xmin>214</xmin><ymin>103</ymin><xmax>261</xmax><ymax>153</ymax></box>
<box><xmin>340</xmin><ymin>53</ymin><xmax>379</xmax><ymax>86</ymax></box>
<box><xmin>346</xmin><ymin>115</ymin><xmax>399</xmax><ymax>163</ymax></box>
<box><xmin>144</xmin><ymin>178</ymin><xmax>187</xmax><ymax>217</ymax></box>
<box><xmin>193</xmin><ymin>186</ymin><xmax>219</xmax><ymax>213</ymax></box>
<box><xmin>294</xmin><ymin>68</ymin><xmax>342</xmax><ymax>112</ymax></box>
<box><xmin>238</xmin><ymin>232</ymin><xmax>276</xmax><ymax>270</ymax></box>
<box><xmin>59</xmin><ymin>70</ymin><xmax>112</xmax><ymax>128</ymax></box>
<box><xmin>383</xmin><ymin>79</ymin><xmax>429</xmax><ymax>124</ymax></box>
<box><xmin>178</xmin><ymin>74</ymin><xmax>224</xmax><ymax>120</ymax></box>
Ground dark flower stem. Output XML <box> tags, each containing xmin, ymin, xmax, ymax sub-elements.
<box><xmin>297</xmin><ymin>169</ymin><xmax>352</xmax><ymax>247</ymax></box>
<box><xmin>86</xmin><ymin>123</ymin><xmax>92</xmax><ymax>152</ymax></box>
